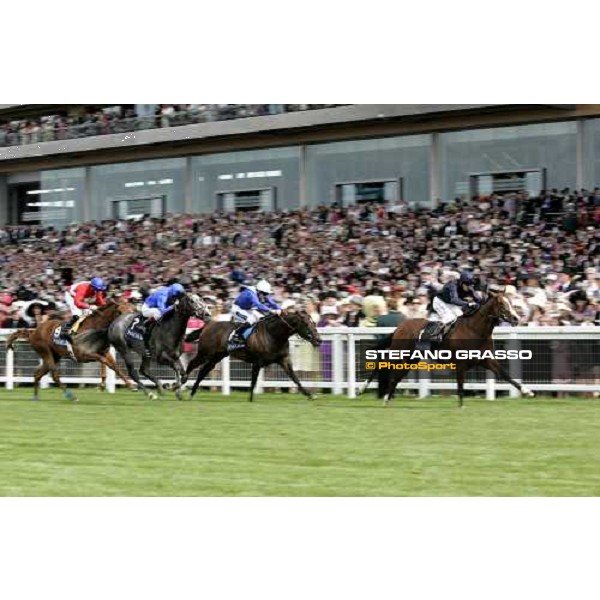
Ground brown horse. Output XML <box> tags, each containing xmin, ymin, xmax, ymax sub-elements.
<box><xmin>358</xmin><ymin>292</ymin><xmax>535</xmax><ymax>407</ymax></box>
<box><xmin>185</xmin><ymin>309</ymin><xmax>322</xmax><ymax>402</ymax></box>
<box><xmin>6</xmin><ymin>300</ymin><xmax>136</xmax><ymax>402</ymax></box>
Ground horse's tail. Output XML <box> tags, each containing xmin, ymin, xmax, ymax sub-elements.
<box><xmin>6</xmin><ymin>329</ymin><xmax>32</xmax><ymax>351</ymax></box>
<box><xmin>185</xmin><ymin>328</ymin><xmax>203</xmax><ymax>343</ymax></box>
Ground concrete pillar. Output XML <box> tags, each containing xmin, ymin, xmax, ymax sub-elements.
<box><xmin>185</xmin><ymin>156</ymin><xmax>193</xmax><ymax>213</ymax></box>
<box><xmin>299</xmin><ymin>145</ymin><xmax>307</xmax><ymax>208</ymax></box>
<box><xmin>429</xmin><ymin>132</ymin><xmax>441</xmax><ymax>207</ymax></box>
<box><xmin>0</xmin><ymin>176</ymin><xmax>8</xmax><ymax>225</ymax></box>
<box><xmin>83</xmin><ymin>166</ymin><xmax>92</xmax><ymax>222</ymax></box>
<box><xmin>576</xmin><ymin>119</ymin><xmax>585</xmax><ymax>190</ymax></box>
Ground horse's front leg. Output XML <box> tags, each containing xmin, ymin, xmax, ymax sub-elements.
<box><xmin>139</xmin><ymin>354</ymin><xmax>165</xmax><ymax>395</ymax></box>
<box><xmin>482</xmin><ymin>358</ymin><xmax>536</xmax><ymax>398</ymax></box>
<box><xmin>162</xmin><ymin>354</ymin><xmax>187</xmax><ymax>400</ymax></box>
<box><xmin>277</xmin><ymin>355</ymin><xmax>315</xmax><ymax>400</ymax></box>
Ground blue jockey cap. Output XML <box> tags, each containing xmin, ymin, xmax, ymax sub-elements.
<box><xmin>90</xmin><ymin>277</ymin><xmax>107</xmax><ymax>291</ymax></box>
<box><xmin>460</xmin><ymin>271</ymin><xmax>475</xmax><ymax>284</ymax></box>
<box><xmin>168</xmin><ymin>283</ymin><xmax>185</xmax><ymax>296</ymax></box>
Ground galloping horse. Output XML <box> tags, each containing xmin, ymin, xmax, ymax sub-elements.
<box><xmin>185</xmin><ymin>309</ymin><xmax>322</xmax><ymax>402</ymax></box>
<box><xmin>358</xmin><ymin>291</ymin><xmax>536</xmax><ymax>407</ymax></box>
<box><xmin>108</xmin><ymin>293</ymin><xmax>211</xmax><ymax>400</ymax></box>
<box><xmin>6</xmin><ymin>300</ymin><xmax>136</xmax><ymax>402</ymax></box>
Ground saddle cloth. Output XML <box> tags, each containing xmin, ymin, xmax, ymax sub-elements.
<box><xmin>227</xmin><ymin>323</ymin><xmax>256</xmax><ymax>349</ymax></box>
<box><xmin>52</xmin><ymin>325</ymin><xmax>69</xmax><ymax>347</ymax></box>
<box><xmin>125</xmin><ymin>315</ymin><xmax>145</xmax><ymax>342</ymax></box>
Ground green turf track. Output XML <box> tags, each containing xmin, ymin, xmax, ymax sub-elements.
<box><xmin>0</xmin><ymin>388</ymin><xmax>598</xmax><ymax>496</ymax></box>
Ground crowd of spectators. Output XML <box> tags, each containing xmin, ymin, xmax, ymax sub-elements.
<box><xmin>1</xmin><ymin>188</ymin><xmax>600</xmax><ymax>329</ymax></box>
<box><xmin>0</xmin><ymin>104</ymin><xmax>344</xmax><ymax>147</ymax></box>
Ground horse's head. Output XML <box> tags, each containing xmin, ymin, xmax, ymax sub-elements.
<box><xmin>486</xmin><ymin>290</ymin><xmax>520</xmax><ymax>326</ymax></box>
<box><xmin>284</xmin><ymin>308</ymin><xmax>321</xmax><ymax>347</ymax></box>
<box><xmin>179</xmin><ymin>293</ymin><xmax>212</xmax><ymax>322</ymax></box>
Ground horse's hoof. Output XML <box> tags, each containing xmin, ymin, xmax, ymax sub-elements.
<box><xmin>64</xmin><ymin>390</ymin><xmax>77</xmax><ymax>402</ymax></box>
<box><xmin>31</xmin><ymin>396</ymin><xmax>39</xmax><ymax>402</ymax></box>
<box><xmin>308</xmin><ymin>394</ymin><xmax>318</xmax><ymax>401</ymax></box>
<box><xmin>522</xmin><ymin>387</ymin><xmax>536</xmax><ymax>398</ymax></box>
<box><xmin>148</xmin><ymin>392</ymin><xmax>158</xmax><ymax>401</ymax></box>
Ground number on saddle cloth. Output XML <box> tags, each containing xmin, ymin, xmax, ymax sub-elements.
<box><xmin>126</xmin><ymin>316</ymin><xmax>145</xmax><ymax>342</ymax></box>
<box><xmin>53</xmin><ymin>325</ymin><xmax>69</xmax><ymax>346</ymax></box>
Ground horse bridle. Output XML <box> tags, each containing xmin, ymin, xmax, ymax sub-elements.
<box><xmin>277</xmin><ymin>312</ymin><xmax>296</xmax><ymax>332</ymax></box>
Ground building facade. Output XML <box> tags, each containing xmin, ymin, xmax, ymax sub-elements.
<box><xmin>1</xmin><ymin>104</ymin><xmax>600</xmax><ymax>228</ymax></box>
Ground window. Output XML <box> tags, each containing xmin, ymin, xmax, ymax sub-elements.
<box><xmin>216</xmin><ymin>188</ymin><xmax>276</xmax><ymax>212</ymax></box>
<box><xmin>334</xmin><ymin>179</ymin><xmax>401</xmax><ymax>206</ymax></box>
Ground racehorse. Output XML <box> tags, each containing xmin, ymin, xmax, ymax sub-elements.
<box><xmin>357</xmin><ymin>291</ymin><xmax>536</xmax><ymax>407</ymax></box>
<box><xmin>108</xmin><ymin>293</ymin><xmax>211</xmax><ymax>400</ymax></box>
<box><xmin>185</xmin><ymin>309</ymin><xmax>322</xmax><ymax>402</ymax></box>
<box><xmin>5</xmin><ymin>300</ymin><xmax>136</xmax><ymax>402</ymax></box>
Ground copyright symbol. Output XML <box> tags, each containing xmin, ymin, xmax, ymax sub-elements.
<box><xmin>366</xmin><ymin>362</ymin><xmax>376</xmax><ymax>370</ymax></box>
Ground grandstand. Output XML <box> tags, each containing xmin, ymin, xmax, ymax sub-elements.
<box><xmin>0</xmin><ymin>104</ymin><xmax>598</xmax><ymax>228</ymax></box>
<box><xmin>0</xmin><ymin>104</ymin><xmax>600</xmax><ymax>330</ymax></box>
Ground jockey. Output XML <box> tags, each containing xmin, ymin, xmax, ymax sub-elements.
<box><xmin>421</xmin><ymin>271</ymin><xmax>480</xmax><ymax>342</ymax></box>
<box><xmin>139</xmin><ymin>283</ymin><xmax>185</xmax><ymax>354</ymax></box>
<box><xmin>62</xmin><ymin>277</ymin><xmax>107</xmax><ymax>334</ymax></box>
<box><xmin>61</xmin><ymin>277</ymin><xmax>108</xmax><ymax>358</ymax></box>
<box><xmin>229</xmin><ymin>279</ymin><xmax>281</xmax><ymax>349</ymax></box>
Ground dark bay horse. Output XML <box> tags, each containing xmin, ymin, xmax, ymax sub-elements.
<box><xmin>108</xmin><ymin>293</ymin><xmax>211</xmax><ymax>400</ymax></box>
<box><xmin>185</xmin><ymin>309</ymin><xmax>322</xmax><ymax>402</ymax></box>
<box><xmin>5</xmin><ymin>301</ymin><xmax>136</xmax><ymax>402</ymax></box>
<box><xmin>358</xmin><ymin>292</ymin><xmax>535</xmax><ymax>407</ymax></box>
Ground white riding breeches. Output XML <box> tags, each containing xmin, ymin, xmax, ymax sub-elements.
<box><xmin>231</xmin><ymin>305</ymin><xmax>262</xmax><ymax>325</ymax></box>
<box><xmin>431</xmin><ymin>297</ymin><xmax>463</xmax><ymax>325</ymax></box>
<box><xmin>141</xmin><ymin>303</ymin><xmax>162</xmax><ymax>320</ymax></box>
<box><xmin>64</xmin><ymin>292</ymin><xmax>88</xmax><ymax>318</ymax></box>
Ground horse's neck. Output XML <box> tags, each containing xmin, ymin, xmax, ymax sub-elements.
<box><xmin>263</xmin><ymin>316</ymin><xmax>295</xmax><ymax>341</ymax></box>
<box><xmin>168</xmin><ymin>309</ymin><xmax>192</xmax><ymax>337</ymax></box>
<box><xmin>81</xmin><ymin>308</ymin><xmax>114</xmax><ymax>329</ymax></box>
<box><xmin>463</xmin><ymin>302</ymin><xmax>495</xmax><ymax>336</ymax></box>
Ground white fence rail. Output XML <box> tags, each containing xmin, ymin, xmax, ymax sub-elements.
<box><xmin>1</xmin><ymin>327</ymin><xmax>599</xmax><ymax>399</ymax></box>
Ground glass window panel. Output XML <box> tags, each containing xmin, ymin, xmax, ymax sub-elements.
<box><xmin>90</xmin><ymin>158</ymin><xmax>185</xmax><ymax>222</ymax></box>
<box><xmin>38</xmin><ymin>167</ymin><xmax>86</xmax><ymax>228</ymax></box>
<box><xmin>191</xmin><ymin>147</ymin><xmax>300</xmax><ymax>213</ymax></box>
<box><xmin>440</xmin><ymin>122</ymin><xmax>577</xmax><ymax>201</ymax></box>
<box><xmin>305</xmin><ymin>135</ymin><xmax>431</xmax><ymax>208</ymax></box>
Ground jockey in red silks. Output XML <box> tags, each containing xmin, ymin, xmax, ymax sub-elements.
<box><xmin>61</xmin><ymin>277</ymin><xmax>108</xmax><ymax>354</ymax></box>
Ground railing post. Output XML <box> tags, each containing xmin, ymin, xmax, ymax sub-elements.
<box><xmin>221</xmin><ymin>356</ymin><xmax>231</xmax><ymax>396</ymax></box>
<box><xmin>418</xmin><ymin>371</ymin><xmax>430</xmax><ymax>398</ymax></box>
<box><xmin>347</xmin><ymin>332</ymin><xmax>356</xmax><ymax>398</ymax></box>
<box><xmin>508</xmin><ymin>334</ymin><xmax>521</xmax><ymax>398</ymax></box>
<box><xmin>106</xmin><ymin>348</ymin><xmax>116</xmax><ymax>393</ymax></box>
<box><xmin>6</xmin><ymin>347</ymin><xmax>14</xmax><ymax>390</ymax></box>
<box><xmin>332</xmin><ymin>333</ymin><xmax>344</xmax><ymax>395</ymax></box>
<box><xmin>486</xmin><ymin>376</ymin><xmax>495</xmax><ymax>401</ymax></box>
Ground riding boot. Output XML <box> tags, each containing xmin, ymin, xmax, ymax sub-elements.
<box><xmin>229</xmin><ymin>323</ymin><xmax>250</xmax><ymax>350</ymax></box>
<box><xmin>142</xmin><ymin>319</ymin><xmax>155</xmax><ymax>359</ymax></box>
<box><xmin>422</xmin><ymin>321</ymin><xmax>445</xmax><ymax>342</ymax></box>
<box><xmin>430</xmin><ymin>321</ymin><xmax>445</xmax><ymax>342</ymax></box>
<box><xmin>62</xmin><ymin>315</ymin><xmax>79</xmax><ymax>343</ymax></box>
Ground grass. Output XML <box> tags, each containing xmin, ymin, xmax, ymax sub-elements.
<box><xmin>0</xmin><ymin>388</ymin><xmax>599</xmax><ymax>496</ymax></box>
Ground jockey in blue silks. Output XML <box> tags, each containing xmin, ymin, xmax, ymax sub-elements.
<box><xmin>421</xmin><ymin>271</ymin><xmax>481</xmax><ymax>342</ymax></box>
<box><xmin>229</xmin><ymin>279</ymin><xmax>281</xmax><ymax>350</ymax></box>
<box><xmin>138</xmin><ymin>283</ymin><xmax>185</xmax><ymax>354</ymax></box>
